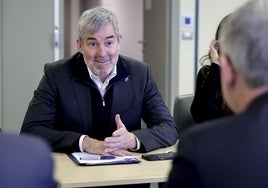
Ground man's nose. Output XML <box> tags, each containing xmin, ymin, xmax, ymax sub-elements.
<box><xmin>97</xmin><ymin>44</ymin><xmax>106</xmax><ymax>56</ymax></box>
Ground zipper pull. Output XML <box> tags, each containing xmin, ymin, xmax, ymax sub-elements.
<box><xmin>102</xmin><ymin>99</ymin><xmax>105</xmax><ymax>106</ymax></box>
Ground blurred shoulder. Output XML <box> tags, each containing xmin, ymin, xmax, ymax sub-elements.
<box><xmin>0</xmin><ymin>133</ymin><xmax>52</xmax><ymax>156</ymax></box>
<box><xmin>181</xmin><ymin>115</ymin><xmax>235</xmax><ymax>142</ymax></box>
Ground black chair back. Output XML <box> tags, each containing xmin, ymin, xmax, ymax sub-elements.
<box><xmin>173</xmin><ymin>94</ymin><xmax>194</xmax><ymax>138</ymax></box>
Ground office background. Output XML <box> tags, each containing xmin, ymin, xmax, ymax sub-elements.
<box><xmin>0</xmin><ymin>0</ymin><xmax>247</xmax><ymax>133</ymax></box>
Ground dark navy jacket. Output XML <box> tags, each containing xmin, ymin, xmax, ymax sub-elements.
<box><xmin>21</xmin><ymin>52</ymin><xmax>178</xmax><ymax>152</ymax></box>
<box><xmin>168</xmin><ymin>93</ymin><xmax>268</xmax><ymax>188</ymax></box>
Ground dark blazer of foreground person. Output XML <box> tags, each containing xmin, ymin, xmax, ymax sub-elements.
<box><xmin>168</xmin><ymin>0</ymin><xmax>268</xmax><ymax>187</ymax></box>
<box><xmin>168</xmin><ymin>93</ymin><xmax>268</xmax><ymax>188</ymax></box>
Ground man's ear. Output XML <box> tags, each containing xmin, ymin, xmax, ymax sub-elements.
<box><xmin>117</xmin><ymin>35</ymin><xmax>122</xmax><ymax>51</ymax></box>
<box><xmin>220</xmin><ymin>54</ymin><xmax>236</xmax><ymax>88</ymax></box>
<box><xmin>118</xmin><ymin>35</ymin><xmax>122</xmax><ymax>44</ymax></box>
<box><xmin>77</xmin><ymin>39</ymin><xmax>83</xmax><ymax>53</ymax></box>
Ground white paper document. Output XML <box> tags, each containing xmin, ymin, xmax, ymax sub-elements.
<box><xmin>68</xmin><ymin>152</ymin><xmax>141</xmax><ymax>166</ymax></box>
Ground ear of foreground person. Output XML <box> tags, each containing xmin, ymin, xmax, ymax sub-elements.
<box><xmin>0</xmin><ymin>134</ymin><xmax>57</xmax><ymax>188</ymax></box>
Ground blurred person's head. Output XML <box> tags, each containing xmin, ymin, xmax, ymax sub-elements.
<box><xmin>219</xmin><ymin>0</ymin><xmax>268</xmax><ymax>113</ymax></box>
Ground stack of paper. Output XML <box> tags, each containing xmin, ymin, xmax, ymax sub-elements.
<box><xmin>68</xmin><ymin>152</ymin><xmax>141</xmax><ymax>166</ymax></box>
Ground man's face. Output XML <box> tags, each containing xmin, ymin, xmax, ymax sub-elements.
<box><xmin>77</xmin><ymin>23</ymin><xmax>121</xmax><ymax>81</ymax></box>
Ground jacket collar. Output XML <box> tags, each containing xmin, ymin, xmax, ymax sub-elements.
<box><xmin>70</xmin><ymin>52</ymin><xmax>129</xmax><ymax>86</ymax></box>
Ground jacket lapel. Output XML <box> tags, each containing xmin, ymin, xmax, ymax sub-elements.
<box><xmin>69</xmin><ymin>53</ymin><xmax>93</xmax><ymax>134</ymax></box>
<box><xmin>110</xmin><ymin>57</ymin><xmax>131</xmax><ymax>116</ymax></box>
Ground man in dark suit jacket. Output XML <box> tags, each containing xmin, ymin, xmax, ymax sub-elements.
<box><xmin>21</xmin><ymin>7</ymin><xmax>178</xmax><ymax>156</ymax></box>
<box><xmin>168</xmin><ymin>0</ymin><xmax>268</xmax><ymax>187</ymax></box>
<box><xmin>0</xmin><ymin>134</ymin><xmax>57</xmax><ymax>188</ymax></box>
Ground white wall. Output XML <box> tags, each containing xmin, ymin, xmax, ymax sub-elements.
<box><xmin>1</xmin><ymin>0</ymin><xmax>54</xmax><ymax>133</ymax></box>
<box><xmin>198</xmin><ymin>0</ymin><xmax>247</xmax><ymax>71</ymax></box>
<box><xmin>174</xmin><ymin>0</ymin><xmax>248</xmax><ymax>98</ymax></box>
<box><xmin>177</xmin><ymin>0</ymin><xmax>196</xmax><ymax>96</ymax></box>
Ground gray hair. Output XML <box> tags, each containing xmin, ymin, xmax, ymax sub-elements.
<box><xmin>219</xmin><ymin>0</ymin><xmax>268</xmax><ymax>88</ymax></box>
<box><xmin>77</xmin><ymin>7</ymin><xmax>120</xmax><ymax>41</ymax></box>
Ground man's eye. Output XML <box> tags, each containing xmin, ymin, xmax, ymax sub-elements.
<box><xmin>88</xmin><ymin>42</ymin><xmax>96</xmax><ymax>47</ymax></box>
<box><xmin>105</xmin><ymin>41</ymin><xmax>113</xmax><ymax>46</ymax></box>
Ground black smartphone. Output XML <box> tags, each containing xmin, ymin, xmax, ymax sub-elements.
<box><xmin>141</xmin><ymin>152</ymin><xmax>176</xmax><ymax>161</ymax></box>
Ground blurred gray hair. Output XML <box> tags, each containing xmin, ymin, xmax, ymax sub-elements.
<box><xmin>219</xmin><ymin>0</ymin><xmax>268</xmax><ymax>88</ymax></box>
<box><xmin>77</xmin><ymin>7</ymin><xmax>120</xmax><ymax>41</ymax></box>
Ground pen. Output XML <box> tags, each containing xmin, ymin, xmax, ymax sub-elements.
<box><xmin>100</xmin><ymin>155</ymin><xmax>116</xmax><ymax>160</ymax></box>
<box><xmin>79</xmin><ymin>155</ymin><xmax>116</xmax><ymax>160</ymax></box>
<box><xmin>79</xmin><ymin>154</ymin><xmax>100</xmax><ymax>160</ymax></box>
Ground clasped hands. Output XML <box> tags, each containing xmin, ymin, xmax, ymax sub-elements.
<box><xmin>82</xmin><ymin>114</ymin><xmax>137</xmax><ymax>156</ymax></box>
